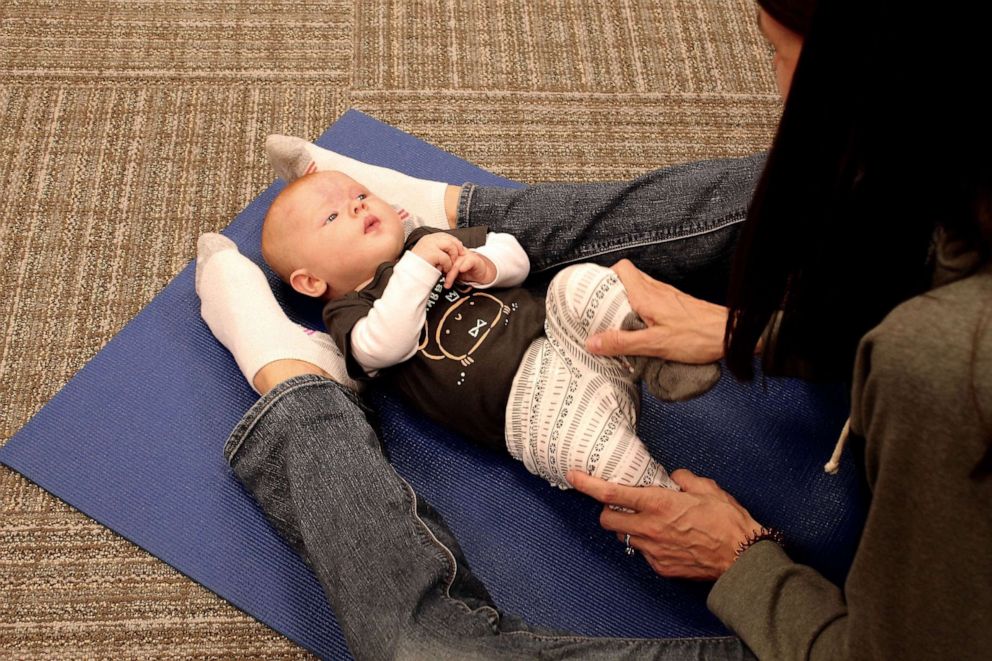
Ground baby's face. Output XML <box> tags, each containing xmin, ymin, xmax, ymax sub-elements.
<box><xmin>284</xmin><ymin>171</ymin><xmax>405</xmax><ymax>298</ymax></box>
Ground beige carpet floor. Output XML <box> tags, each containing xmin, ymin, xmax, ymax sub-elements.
<box><xmin>1</xmin><ymin>1</ymin><xmax>780</xmax><ymax>657</ymax></box>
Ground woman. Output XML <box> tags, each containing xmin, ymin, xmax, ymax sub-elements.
<box><xmin>199</xmin><ymin>0</ymin><xmax>991</xmax><ymax>658</ymax></box>
<box><xmin>572</xmin><ymin>1</ymin><xmax>992</xmax><ymax>658</ymax></box>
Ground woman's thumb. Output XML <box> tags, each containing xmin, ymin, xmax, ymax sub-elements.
<box><xmin>587</xmin><ymin>329</ymin><xmax>629</xmax><ymax>356</ymax></box>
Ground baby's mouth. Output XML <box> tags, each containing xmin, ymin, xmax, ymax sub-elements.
<box><xmin>363</xmin><ymin>215</ymin><xmax>380</xmax><ymax>233</ymax></box>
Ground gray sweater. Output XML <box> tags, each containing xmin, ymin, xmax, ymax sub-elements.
<box><xmin>708</xmin><ymin>233</ymin><xmax>992</xmax><ymax>659</ymax></box>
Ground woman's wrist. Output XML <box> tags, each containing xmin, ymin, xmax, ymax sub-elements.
<box><xmin>733</xmin><ymin>524</ymin><xmax>785</xmax><ymax>562</ymax></box>
<box><xmin>694</xmin><ymin>298</ymin><xmax>730</xmax><ymax>362</ymax></box>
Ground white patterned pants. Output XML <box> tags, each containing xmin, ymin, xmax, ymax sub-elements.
<box><xmin>505</xmin><ymin>263</ymin><xmax>678</xmax><ymax>490</ymax></box>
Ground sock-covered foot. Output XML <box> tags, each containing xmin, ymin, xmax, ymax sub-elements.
<box><xmin>264</xmin><ymin>134</ymin><xmax>451</xmax><ymax>230</ymax></box>
<box><xmin>195</xmin><ymin>233</ymin><xmax>361</xmax><ymax>394</ymax></box>
<box><xmin>621</xmin><ymin>313</ymin><xmax>721</xmax><ymax>402</ymax></box>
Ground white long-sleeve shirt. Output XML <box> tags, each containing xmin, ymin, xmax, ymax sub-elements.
<box><xmin>350</xmin><ymin>231</ymin><xmax>531</xmax><ymax>376</ymax></box>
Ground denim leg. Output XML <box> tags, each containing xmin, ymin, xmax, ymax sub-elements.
<box><xmin>224</xmin><ymin>375</ymin><xmax>755</xmax><ymax>660</ymax></box>
<box><xmin>224</xmin><ymin>375</ymin><xmax>505</xmax><ymax>659</ymax></box>
<box><xmin>459</xmin><ymin>153</ymin><xmax>767</xmax><ymax>304</ymax></box>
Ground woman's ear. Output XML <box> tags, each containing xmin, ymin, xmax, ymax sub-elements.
<box><xmin>289</xmin><ymin>268</ymin><xmax>329</xmax><ymax>299</ymax></box>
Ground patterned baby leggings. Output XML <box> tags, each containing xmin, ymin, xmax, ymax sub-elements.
<box><xmin>505</xmin><ymin>263</ymin><xmax>678</xmax><ymax>490</ymax></box>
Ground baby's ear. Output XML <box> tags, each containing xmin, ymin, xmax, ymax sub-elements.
<box><xmin>289</xmin><ymin>268</ymin><xmax>329</xmax><ymax>300</ymax></box>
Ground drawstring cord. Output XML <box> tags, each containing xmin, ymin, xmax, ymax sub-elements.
<box><xmin>824</xmin><ymin>417</ymin><xmax>851</xmax><ymax>474</ymax></box>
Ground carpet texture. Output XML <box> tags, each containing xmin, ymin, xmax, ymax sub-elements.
<box><xmin>1</xmin><ymin>1</ymin><xmax>780</xmax><ymax>657</ymax></box>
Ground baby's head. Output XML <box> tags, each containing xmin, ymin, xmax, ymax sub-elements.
<box><xmin>262</xmin><ymin>171</ymin><xmax>405</xmax><ymax>300</ymax></box>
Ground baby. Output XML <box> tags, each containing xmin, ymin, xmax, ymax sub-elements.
<box><xmin>251</xmin><ymin>169</ymin><xmax>718</xmax><ymax>490</ymax></box>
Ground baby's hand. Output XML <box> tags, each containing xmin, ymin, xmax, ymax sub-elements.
<box><xmin>445</xmin><ymin>251</ymin><xmax>497</xmax><ymax>289</ymax></box>
<box><xmin>411</xmin><ymin>233</ymin><xmax>466</xmax><ymax>274</ymax></box>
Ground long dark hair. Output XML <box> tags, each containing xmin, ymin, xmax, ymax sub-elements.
<box><xmin>725</xmin><ymin>0</ymin><xmax>992</xmax><ymax>383</ymax></box>
<box><xmin>755</xmin><ymin>0</ymin><xmax>816</xmax><ymax>36</ymax></box>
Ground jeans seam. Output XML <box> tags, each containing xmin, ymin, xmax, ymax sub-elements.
<box><xmin>499</xmin><ymin>630</ymin><xmax>743</xmax><ymax>646</ymax></box>
<box><xmin>531</xmin><ymin>209</ymin><xmax>747</xmax><ymax>274</ymax></box>
<box><xmin>228</xmin><ymin>374</ymin><xmax>499</xmax><ymax>628</ymax></box>
<box><xmin>396</xmin><ymin>472</ymin><xmax>502</xmax><ymax>627</ymax></box>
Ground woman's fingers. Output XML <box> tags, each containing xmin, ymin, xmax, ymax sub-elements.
<box><xmin>610</xmin><ymin>258</ymin><xmax>666</xmax><ymax>308</ymax></box>
<box><xmin>587</xmin><ymin>325</ymin><xmax>664</xmax><ymax>357</ymax></box>
<box><xmin>599</xmin><ymin>503</ymin><xmax>650</xmax><ymax>536</ymax></box>
<box><xmin>594</xmin><ymin>259</ymin><xmax>729</xmax><ymax>363</ymax></box>
<box><xmin>671</xmin><ymin>468</ymin><xmax>722</xmax><ymax>495</ymax></box>
<box><xmin>568</xmin><ymin>471</ymin><xmax>640</xmax><ymax>509</ymax></box>
<box><xmin>572</xmin><ymin>464</ymin><xmax>764</xmax><ymax>581</ymax></box>
<box><xmin>609</xmin><ymin>258</ymin><xmax>647</xmax><ymax>289</ymax></box>
<box><xmin>567</xmin><ymin>470</ymin><xmax>671</xmax><ymax>514</ymax></box>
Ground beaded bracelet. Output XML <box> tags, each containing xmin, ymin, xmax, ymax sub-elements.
<box><xmin>735</xmin><ymin>526</ymin><xmax>786</xmax><ymax>558</ymax></box>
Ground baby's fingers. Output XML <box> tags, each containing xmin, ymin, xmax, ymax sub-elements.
<box><xmin>443</xmin><ymin>239</ymin><xmax>465</xmax><ymax>265</ymax></box>
<box><xmin>431</xmin><ymin>248</ymin><xmax>453</xmax><ymax>275</ymax></box>
<box><xmin>445</xmin><ymin>253</ymin><xmax>475</xmax><ymax>287</ymax></box>
<box><xmin>444</xmin><ymin>258</ymin><xmax>464</xmax><ymax>288</ymax></box>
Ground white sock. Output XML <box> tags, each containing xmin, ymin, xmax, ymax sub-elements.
<box><xmin>195</xmin><ymin>233</ymin><xmax>361</xmax><ymax>394</ymax></box>
<box><xmin>264</xmin><ymin>134</ymin><xmax>452</xmax><ymax>230</ymax></box>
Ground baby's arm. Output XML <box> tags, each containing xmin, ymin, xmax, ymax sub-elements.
<box><xmin>349</xmin><ymin>231</ymin><xmax>528</xmax><ymax>375</ymax></box>
<box><xmin>350</xmin><ymin>252</ymin><xmax>441</xmax><ymax>374</ymax></box>
<box><xmin>455</xmin><ymin>232</ymin><xmax>530</xmax><ymax>289</ymax></box>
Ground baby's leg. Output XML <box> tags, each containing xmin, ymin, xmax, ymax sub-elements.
<box><xmin>547</xmin><ymin>262</ymin><xmax>720</xmax><ymax>402</ymax></box>
<box><xmin>506</xmin><ymin>337</ymin><xmax>676</xmax><ymax>489</ymax></box>
<box><xmin>195</xmin><ymin>233</ymin><xmax>360</xmax><ymax>394</ymax></box>
<box><xmin>543</xmin><ymin>263</ymin><xmax>641</xmax><ymax>391</ymax></box>
<box><xmin>264</xmin><ymin>134</ymin><xmax>457</xmax><ymax>230</ymax></box>
<box><xmin>542</xmin><ymin>264</ymin><xmax>683</xmax><ymax>488</ymax></box>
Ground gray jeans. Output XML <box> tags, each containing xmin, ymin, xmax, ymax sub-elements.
<box><xmin>460</xmin><ymin>152</ymin><xmax>767</xmax><ymax>303</ymax></box>
<box><xmin>226</xmin><ymin>154</ymin><xmax>766</xmax><ymax>659</ymax></box>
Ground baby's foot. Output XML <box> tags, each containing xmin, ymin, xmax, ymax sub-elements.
<box><xmin>195</xmin><ymin>233</ymin><xmax>360</xmax><ymax>393</ymax></box>
<box><xmin>264</xmin><ymin>133</ymin><xmax>451</xmax><ymax>229</ymax></box>
<box><xmin>621</xmin><ymin>313</ymin><xmax>721</xmax><ymax>402</ymax></box>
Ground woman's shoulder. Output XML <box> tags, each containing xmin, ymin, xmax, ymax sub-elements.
<box><xmin>857</xmin><ymin>266</ymin><xmax>992</xmax><ymax>406</ymax></box>
<box><xmin>850</xmin><ymin>268</ymin><xmax>991</xmax><ymax>474</ymax></box>
<box><xmin>870</xmin><ymin>266</ymin><xmax>992</xmax><ymax>349</ymax></box>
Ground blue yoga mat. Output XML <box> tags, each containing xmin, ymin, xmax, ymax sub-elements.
<box><xmin>1</xmin><ymin>110</ymin><xmax>869</xmax><ymax>659</ymax></box>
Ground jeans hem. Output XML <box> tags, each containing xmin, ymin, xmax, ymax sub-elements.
<box><xmin>456</xmin><ymin>183</ymin><xmax>475</xmax><ymax>229</ymax></box>
<box><xmin>222</xmin><ymin>374</ymin><xmax>363</xmax><ymax>464</ymax></box>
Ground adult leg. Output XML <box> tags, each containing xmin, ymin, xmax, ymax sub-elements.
<box><xmin>263</xmin><ymin>135</ymin><xmax>765</xmax><ymax>303</ymax></box>
<box><xmin>195</xmin><ymin>233</ymin><xmax>360</xmax><ymax>393</ymax></box>
<box><xmin>225</xmin><ymin>371</ymin><xmax>754</xmax><ymax>660</ymax></box>
<box><xmin>460</xmin><ymin>153</ymin><xmax>767</xmax><ymax>303</ymax></box>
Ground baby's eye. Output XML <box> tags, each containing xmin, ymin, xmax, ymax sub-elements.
<box><xmin>357</xmin><ymin>193</ymin><xmax>368</xmax><ymax>200</ymax></box>
<box><xmin>326</xmin><ymin>212</ymin><xmax>338</xmax><ymax>224</ymax></box>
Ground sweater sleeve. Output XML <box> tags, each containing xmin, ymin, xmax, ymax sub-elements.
<box><xmin>710</xmin><ymin>270</ymin><xmax>992</xmax><ymax>661</ymax></box>
<box><xmin>350</xmin><ymin>251</ymin><xmax>441</xmax><ymax>374</ymax></box>
<box><xmin>707</xmin><ymin>542</ymin><xmax>849</xmax><ymax>660</ymax></box>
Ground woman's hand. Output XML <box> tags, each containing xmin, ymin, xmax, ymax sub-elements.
<box><xmin>586</xmin><ymin>259</ymin><xmax>729</xmax><ymax>364</ymax></box>
<box><xmin>567</xmin><ymin>468</ymin><xmax>762</xmax><ymax>581</ymax></box>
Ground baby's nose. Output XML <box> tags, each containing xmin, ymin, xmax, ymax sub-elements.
<box><xmin>352</xmin><ymin>198</ymin><xmax>367</xmax><ymax>215</ymax></box>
